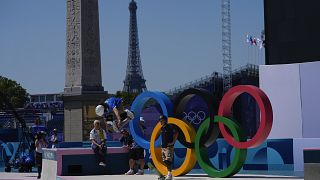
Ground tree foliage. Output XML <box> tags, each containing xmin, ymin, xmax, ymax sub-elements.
<box><xmin>0</xmin><ymin>76</ymin><xmax>29</xmax><ymax>110</ymax></box>
<box><xmin>114</xmin><ymin>91</ymin><xmax>164</xmax><ymax>109</ymax></box>
<box><xmin>114</xmin><ymin>91</ymin><xmax>139</xmax><ymax>108</ymax></box>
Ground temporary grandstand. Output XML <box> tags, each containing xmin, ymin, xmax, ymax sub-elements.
<box><xmin>166</xmin><ymin>63</ymin><xmax>260</xmax><ymax>138</ymax></box>
<box><xmin>0</xmin><ymin>95</ymin><xmax>64</xmax><ymax>132</ymax></box>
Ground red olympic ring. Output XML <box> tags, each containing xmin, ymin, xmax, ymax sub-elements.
<box><xmin>218</xmin><ymin>85</ymin><xmax>273</xmax><ymax>149</ymax></box>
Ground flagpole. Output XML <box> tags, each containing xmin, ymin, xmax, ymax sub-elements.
<box><xmin>247</xmin><ymin>42</ymin><xmax>250</xmax><ymax>64</ymax></box>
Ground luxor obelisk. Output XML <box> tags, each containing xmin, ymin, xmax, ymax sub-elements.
<box><xmin>63</xmin><ymin>0</ymin><xmax>107</xmax><ymax>141</ymax></box>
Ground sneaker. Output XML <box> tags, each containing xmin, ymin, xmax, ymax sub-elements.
<box><xmin>125</xmin><ymin>109</ymin><xmax>134</xmax><ymax>120</ymax></box>
<box><xmin>165</xmin><ymin>174</ymin><xmax>172</xmax><ymax>180</ymax></box>
<box><xmin>135</xmin><ymin>169</ymin><xmax>144</xmax><ymax>175</ymax></box>
<box><xmin>99</xmin><ymin>162</ymin><xmax>106</xmax><ymax>167</ymax></box>
<box><xmin>106</xmin><ymin>121</ymin><xmax>113</xmax><ymax>125</ymax></box>
<box><xmin>112</xmin><ymin>121</ymin><xmax>120</xmax><ymax>133</ymax></box>
<box><xmin>125</xmin><ymin>169</ymin><xmax>135</xmax><ymax>175</ymax></box>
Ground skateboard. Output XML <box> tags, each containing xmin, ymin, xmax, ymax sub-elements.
<box><xmin>112</xmin><ymin>109</ymin><xmax>134</xmax><ymax>132</ymax></box>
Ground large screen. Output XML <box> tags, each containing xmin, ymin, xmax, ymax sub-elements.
<box><xmin>264</xmin><ymin>0</ymin><xmax>320</xmax><ymax>65</ymax></box>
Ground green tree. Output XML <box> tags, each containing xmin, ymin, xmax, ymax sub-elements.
<box><xmin>115</xmin><ymin>91</ymin><xmax>139</xmax><ymax>108</ymax></box>
<box><xmin>0</xmin><ymin>76</ymin><xmax>29</xmax><ymax>110</ymax></box>
<box><xmin>114</xmin><ymin>91</ymin><xmax>163</xmax><ymax>109</ymax></box>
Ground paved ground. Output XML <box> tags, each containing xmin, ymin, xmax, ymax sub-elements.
<box><xmin>59</xmin><ymin>174</ymin><xmax>303</xmax><ymax>180</ymax></box>
<box><xmin>0</xmin><ymin>172</ymin><xmax>304</xmax><ymax>180</ymax></box>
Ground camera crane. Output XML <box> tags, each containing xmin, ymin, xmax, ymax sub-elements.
<box><xmin>0</xmin><ymin>91</ymin><xmax>34</xmax><ymax>172</ymax></box>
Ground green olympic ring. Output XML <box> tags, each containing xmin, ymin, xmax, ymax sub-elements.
<box><xmin>195</xmin><ymin>116</ymin><xmax>247</xmax><ymax>178</ymax></box>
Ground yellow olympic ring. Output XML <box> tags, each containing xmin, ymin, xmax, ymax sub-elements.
<box><xmin>150</xmin><ymin>117</ymin><xmax>197</xmax><ymax>176</ymax></box>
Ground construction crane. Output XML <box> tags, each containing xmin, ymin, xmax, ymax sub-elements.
<box><xmin>221</xmin><ymin>0</ymin><xmax>232</xmax><ymax>93</ymax></box>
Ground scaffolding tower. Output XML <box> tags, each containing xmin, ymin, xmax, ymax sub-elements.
<box><xmin>221</xmin><ymin>0</ymin><xmax>232</xmax><ymax>92</ymax></box>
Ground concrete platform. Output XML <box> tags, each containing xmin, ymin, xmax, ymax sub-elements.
<box><xmin>304</xmin><ymin>148</ymin><xmax>320</xmax><ymax>180</ymax></box>
<box><xmin>0</xmin><ymin>172</ymin><xmax>303</xmax><ymax>180</ymax></box>
<box><xmin>42</xmin><ymin>147</ymin><xmax>129</xmax><ymax>178</ymax></box>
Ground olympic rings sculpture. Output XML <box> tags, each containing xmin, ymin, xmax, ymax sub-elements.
<box><xmin>129</xmin><ymin>85</ymin><xmax>273</xmax><ymax>178</ymax></box>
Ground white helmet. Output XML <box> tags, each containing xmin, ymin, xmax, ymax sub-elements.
<box><xmin>95</xmin><ymin>105</ymin><xmax>105</xmax><ymax>117</ymax></box>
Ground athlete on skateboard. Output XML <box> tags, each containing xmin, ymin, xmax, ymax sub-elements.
<box><xmin>95</xmin><ymin>97</ymin><xmax>134</xmax><ymax>133</ymax></box>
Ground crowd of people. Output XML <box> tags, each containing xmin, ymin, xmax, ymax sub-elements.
<box><xmin>25</xmin><ymin>101</ymin><xmax>63</xmax><ymax>110</ymax></box>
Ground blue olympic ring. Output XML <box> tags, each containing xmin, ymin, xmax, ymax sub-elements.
<box><xmin>129</xmin><ymin>91</ymin><xmax>173</xmax><ymax>149</ymax></box>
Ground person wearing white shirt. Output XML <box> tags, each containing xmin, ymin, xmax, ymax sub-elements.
<box><xmin>50</xmin><ymin>129</ymin><xmax>58</xmax><ymax>148</ymax></box>
<box><xmin>90</xmin><ymin>120</ymin><xmax>107</xmax><ymax>167</ymax></box>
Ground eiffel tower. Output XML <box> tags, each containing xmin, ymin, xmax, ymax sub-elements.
<box><xmin>123</xmin><ymin>0</ymin><xmax>147</xmax><ymax>93</ymax></box>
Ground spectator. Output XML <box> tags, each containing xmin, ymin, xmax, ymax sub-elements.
<box><xmin>35</xmin><ymin>131</ymin><xmax>48</xmax><ymax>179</ymax></box>
<box><xmin>135</xmin><ymin>116</ymin><xmax>147</xmax><ymax>175</ymax></box>
<box><xmin>50</xmin><ymin>129</ymin><xmax>58</xmax><ymax>148</ymax></box>
<box><xmin>120</xmin><ymin>129</ymin><xmax>145</xmax><ymax>175</ymax></box>
<box><xmin>90</xmin><ymin>120</ymin><xmax>107</xmax><ymax>167</ymax></box>
<box><xmin>139</xmin><ymin>117</ymin><xmax>147</xmax><ymax>135</ymax></box>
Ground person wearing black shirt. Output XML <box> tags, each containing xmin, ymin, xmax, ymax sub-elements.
<box><xmin>120</xmin><ymin>129</ymin><xmax>145</xmax><ymax>175</ymax></box>
<box><xmin>120</xmin><ymin>129</ymin><xmax>133</xmax><ymax>146</ymax></box>
<box><xmin>159</xmin><ymin>115</ymin><xmax>178</xmax><ymax>180</ymax></box>
<box><xmin>35</xmin><ymin>131</ymin><xmax>48</xmax><ymax>179</ymax></box>
<box><xmin>136</xmin><ymin>117</ymin><xmax>147</xmax><ymax>174</ymax></box>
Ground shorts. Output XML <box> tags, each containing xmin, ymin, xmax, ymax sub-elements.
<box><xmin>129</xmin><ymin>148</ymin><xmax>145</xmax><ymax>160</ymax></box>
<box><xmin>161</xmin><ymin>147</ymin><xmax>174</xmax><ymax>162</ymax></box>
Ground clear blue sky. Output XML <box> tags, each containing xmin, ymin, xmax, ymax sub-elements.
<box><xmin>0</xmin><ymin>0</ymin><xmax>264</xmax><ymax>94</ymax></box>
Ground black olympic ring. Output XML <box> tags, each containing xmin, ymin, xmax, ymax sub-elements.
<box><xmin>173</xmin><ymin>88</ymin><xmax>219</xmax><ymax>148</ymax></box>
